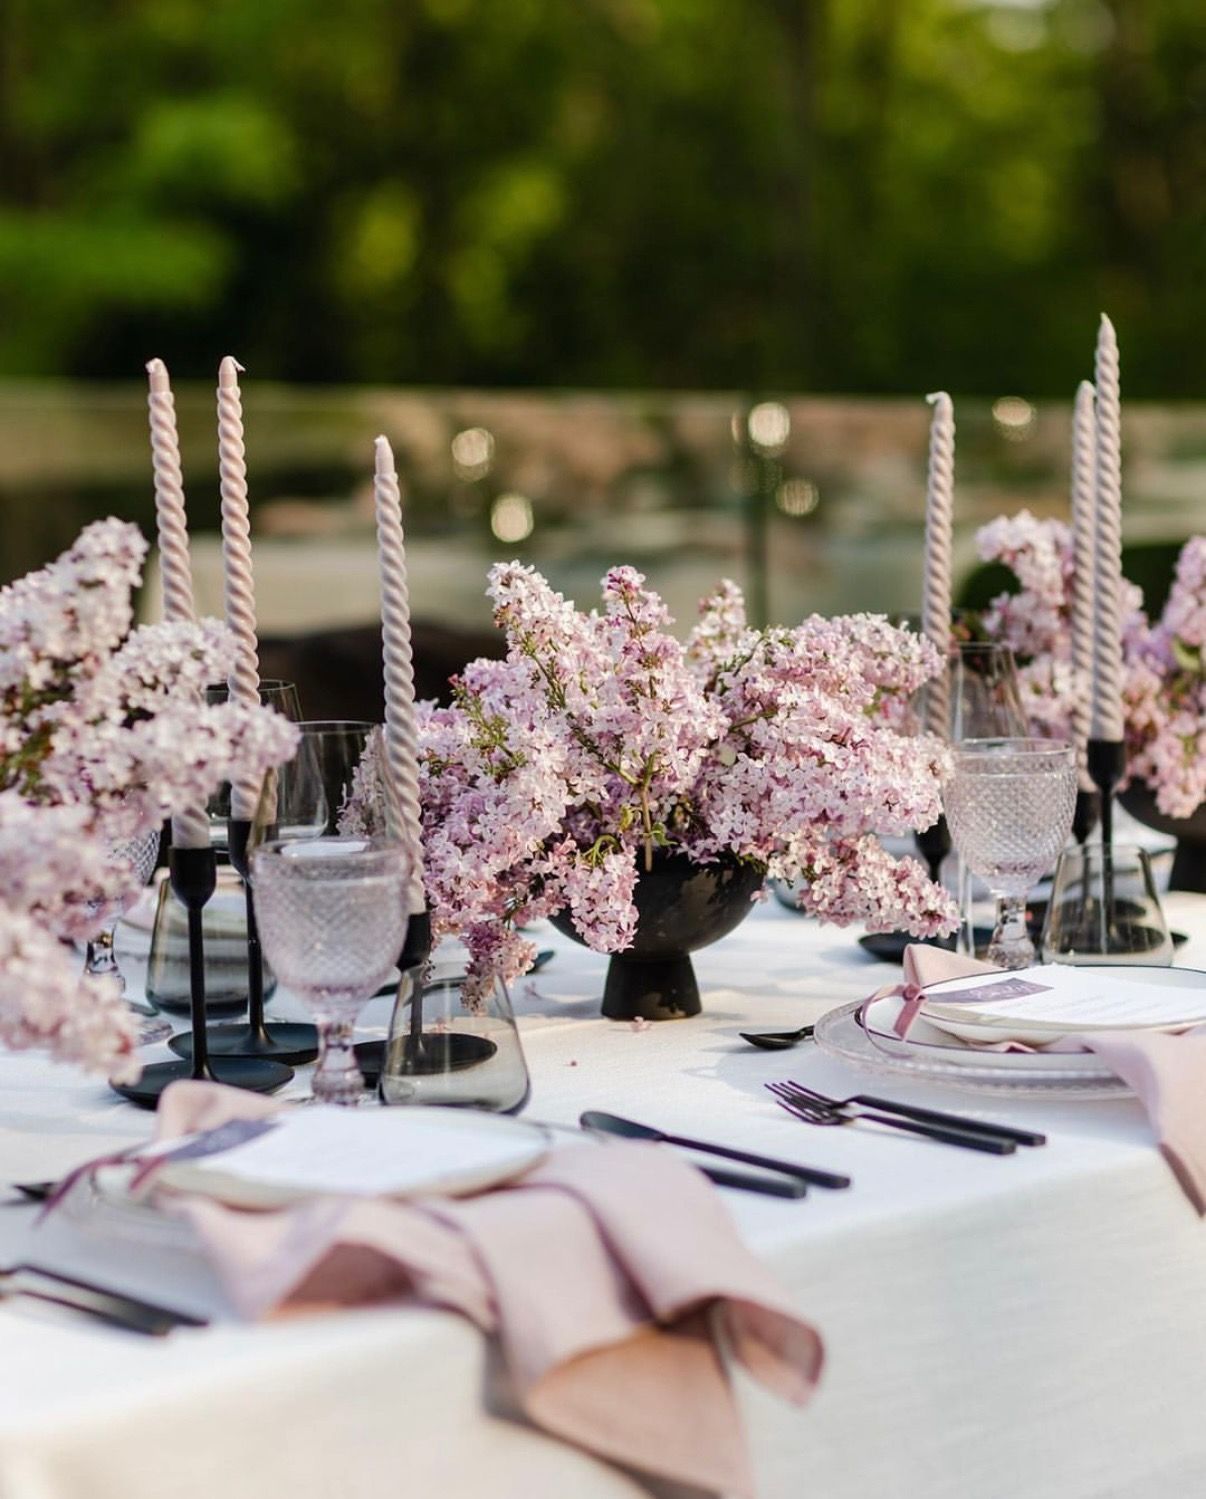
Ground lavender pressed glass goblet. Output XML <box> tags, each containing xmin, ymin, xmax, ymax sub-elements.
<box><xmin>251</xmin><ymin>838</ymin><xmax>409</xmax><ymax>1104</ymax></box>
<box><xmin>943</xmin><ymin>738</ymin><xmax>1077</xmax><ymax>969</ymax></box>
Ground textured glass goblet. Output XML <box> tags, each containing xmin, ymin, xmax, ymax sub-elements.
<box><xmin>251</xmin><ymin>838</ymin><xmax>409</xmax><ymax>1105</ymax></box>
<box><xmin>944</xmin><ymin>738</ymin><xmax>1077</xmax><ymax>969</ymax></box>
<box><xmin>84</xmin><ymin>826</ymin><xmax>169</xmax><ymax>1043</ymax></box>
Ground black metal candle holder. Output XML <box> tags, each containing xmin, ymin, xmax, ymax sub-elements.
<box><xmin>1086</xmin><ymin>739</ymin><xmax>1125</xmax><ymax>850</ymax></box>
<box><xmin>355</xmin><ymin>908</ymin><xmax>433</xmax><ymax>1087</ymax></box>
<box><xmin>1083</xmin><ymin>737</ymin><xmax>1126</xmax><ymax>951</ymax></box>
<box><xmin>1072</xmin><ymin>787</ymin><xmax>1101</xmax><ymax>847</ymax></box>
<box><xmin>914</xmin><ymin>814</ymin><xmax>951</xmax><ymax>886</ymax></box>
<box><xmin>168</xmin><ymin>819</ymin><xmax>318</xmax><ymax>1066</ymax></box>
<box><xmin>113</xmin><ymin>846</ymin><xmax>294</xmax><ymax>1109</ymax></box>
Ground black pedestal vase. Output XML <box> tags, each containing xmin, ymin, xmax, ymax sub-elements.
<box><xmin>1118</xmin><ymin>783</ymin><xmax>1206</xmax><ymax>895</ymax></box>
<box><xmin>549</xmin><ymin>851</ymin><xmax>764</xmax><ymax>1021</ymax></box>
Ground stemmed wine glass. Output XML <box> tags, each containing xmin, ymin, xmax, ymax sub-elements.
<box><xmin>84</xmin><ymin>826</ymin><xmax>170</xmax><ymax>1043</ymax></box>
<box><xmin>914</xmin><ymin>642</ymin><xmax>1029</xmax><ymax>950</ymax></box>
<box><xmin>252</xmin><ymin>838</ymin><xmax>410</xmax><ymax>1105</ymax></box>
<box><xmin>204</xmin><ymin>680</ymin><xmax>302</xmax><ymax>853</ymax></box>
<box><xmin>944</xmin><ymin>738</ymin><xmax>1078</xmax><ymax>969</ymax></box>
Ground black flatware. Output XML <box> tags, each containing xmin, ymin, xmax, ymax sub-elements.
<box><xmin>781</xmin><ymin>1082</ymin><xmax>1046</xmax><ymax>1147</ymax></box>
<box><xmin>767</xmin><ymin>1082</ymin><xmax>1016</xmax><ymax>1156</ymax></box>
<box><xmin>579</xmin><ymin>1109</ymin><xmax>851</xmax><ymax>1189</ymax></box>
<box><xmin>698</xmin><ymin>1165</ymin><xmax>808</xmax><ymax>1199</ymax></box>
<box><xmin>740</xmin><ymin>1023</ymin><xmax>815</xmax><ymax>1051</ymax></box>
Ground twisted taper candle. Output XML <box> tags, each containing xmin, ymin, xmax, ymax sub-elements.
<box><xmin>1069</xmin><ymin>380</ymin><xmax>1097</xmax><ymax>769</ymax></box>
<box><xmin>1091</xmin><ymin>316</ymin><xmax>1125</xmax><ymax>742</ymax></box>
<box><xmin>374</xmin><ymin>435</ymin><xmax>426</xmax><ymax>914</ymax></box>
<box><xmin>217</xmin><ymin>356</ymin><xmax>263</xmax><ymax>820</ymax></box>
<box><xmin>147</xmin><ymin>358</ymin><xmax>209</xmax><ymax>849</ymax></box>
<box><xmin>922</xmin><ymin>391</ymin><xmax>955</xmax><ymax>739</ymax></box>
<box><xmin>146</xmin><ymin>359</ymin><xmax>196</xmax><ymax>628</ymax></box>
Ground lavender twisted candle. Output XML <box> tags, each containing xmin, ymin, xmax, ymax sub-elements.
<box><xmin>217</xmin><ymin>356</ymin><xmax>263</xmax><ymax>820</ymax></box>
<box><xmin>1091</xmin><ymin>316</ymin><xmax>1125</xmax><ymax>742</ymax></box>
<box><xmin>374</xmin><ymin>435</ymin><xmax>426</xmax><ymax>914</ymax></box>
<box><xmin>147</xmin><ymin>358</ymin><xmax>209</xmax><ymax>850</ymax></box>
<box><xmin>1069</xmin><ymin>380</ymin><xmax>1097</xmax><ymax>767</ymax></box>
<box><xmin>922</xmin><ymin>391</ymin><xmax>955</xmax><ymax>738</ymax></box>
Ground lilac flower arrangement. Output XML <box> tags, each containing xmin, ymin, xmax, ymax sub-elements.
<box><xmin>973</xmin><ymin>510</ymin><xmax>1205</xmax><ymax>819</ymax></box>
<box><xmin>368</xmin><ymin>564</ymin><xmax>958</xmax><ymax>986</ymax></box>
<box><xmin>0</xmin><ymin>519</ymin><xmax>300</xmax><ymax>1077</ymax></box>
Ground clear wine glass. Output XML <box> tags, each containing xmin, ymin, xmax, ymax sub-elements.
<box><xmin>84</xmin><ymin>826</ymin><xmax>169</xmax><ymax>1043</ymax></box>
<box><xmin>944</xmin><ymin>737</ymin><xmax>1077</xmax><ymax>969</ymax></box>
<box><xmin>205</xmin><ymin>680</ymin><xmax>303</xmax><ymax>851</ymax></box>
<box><xmin>251</xmin><ymin>837</ymin><xmax>409</xmax><ymax>1105</ymax></box>
<box><xmin>945</xmin><ymin>642</ymin><xmax>1028</xmax><ymax>741</ymax></box>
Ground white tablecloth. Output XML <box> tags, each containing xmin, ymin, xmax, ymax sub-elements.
<box><xmin>2</xmin><ymin>896</ymin><xmax>1206</xmax><ymax>1499</ymax></box>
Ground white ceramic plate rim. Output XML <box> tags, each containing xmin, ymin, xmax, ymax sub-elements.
<box><xmin>815</xmin><ymin>1001</ymin><xmax>1131</xmax><ymax>1097</ymax></box>
<box><xmin>919</xmin><ymin>965</ymin><xmax>1206</xmax><ymax>1048</ymax></box>
<box><xmin>861</xmin><ymin>994</ymin><xmax>1117</xmax><ymax>1075</ymax></box>
<box><xmin>150</xmin><ymin>1107</ymin><xmax>552</xmax><ymax>1209</ymax></box>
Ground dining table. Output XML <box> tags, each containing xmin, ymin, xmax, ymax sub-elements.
<box><xmin>2</xmin><ymin>890</ymin><xmax>1206</xmax><ymax>1499</ymax></box>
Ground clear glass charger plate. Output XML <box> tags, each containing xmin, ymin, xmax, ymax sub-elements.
<box><xmin>813</xmin><ymin>1000</ymin><xmax>1132</xmax><ymax>1099</ymax></box>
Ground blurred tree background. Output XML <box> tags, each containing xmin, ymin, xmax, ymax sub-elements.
<box><xmin>1</xmin><ymin>0</ymin><xmax>1203</xmax><ymax>397</ymax></box>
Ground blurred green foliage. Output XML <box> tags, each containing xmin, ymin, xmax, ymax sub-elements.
<box><xmin>0</xmin><ymin>0</ymin><xmax>1203</xmax><ymax>395</ymax></box>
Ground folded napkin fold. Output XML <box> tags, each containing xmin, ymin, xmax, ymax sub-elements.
<box><xmin>892</xmin><ymin>945</ymin><xmax>1206</xmax><ymax>1214</ymax></box>
<box><xmin>145</xmin><ymin>1082</ymin><xmax>822</xmax><ymax>1497</ymax></box>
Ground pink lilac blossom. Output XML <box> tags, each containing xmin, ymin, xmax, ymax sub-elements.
<box><xmin>0</xmin><ymin>910</ymin><xmax>139</xmax><ymax>1082</ymax></box>
<box><xmin>1124</xmin><ymin>537</ymin><xmax>1206</xmax><ymax>817</ymax></box>
<box><xmin>415</xmin><ymin>564</ymin><xmax>957</xmax><ymax>988</ymax></box>
<box><xmin>976</xmin><ymin>513</ymin><xmax>1205</xmax><ymax>819</ymax></box>
<box><xmin>0</xmin><ymin>519</ymin><xmax>300</xmax><ymax>1075</ymax></box>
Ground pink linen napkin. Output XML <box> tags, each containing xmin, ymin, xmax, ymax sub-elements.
<box><xmin>144</xmin><ymin>1082</ymin><xmax>823</xmax><ymax>1498</ymax></box>
<box><xmin>893</xmin><ymin>945</ymin><xmax>1206</xmax><ymax>1213</ymax></box>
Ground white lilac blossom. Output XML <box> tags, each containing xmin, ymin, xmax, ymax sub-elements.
<box><xmin>0</xmin><ymin>519</ymin><xmax>300</xmax><ymax>1075</ymax></box>
<box><xmin>396</xmin><ymin>564</ymin><xmax>957</xmax><ymax>988</ymax></box>
<box><xmin>975</xmin><ymin>512</ymin><xmax>1204</xmax><ymax>819</ymax></box>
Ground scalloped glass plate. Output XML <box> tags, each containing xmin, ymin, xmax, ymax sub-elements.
<box><xmin>813</xmin><ymin>1000</ymin><xmax>1132</xmax><ymax>1098</ymax></box>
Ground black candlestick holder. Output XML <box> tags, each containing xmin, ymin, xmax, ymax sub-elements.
<box><xmin>1086</xmin><ymin>739</ymin><xmax>1126</xmax><ymax>850</ymax></box>
<box><xmin>1072</xmin><ymin>787</ymin><xmax>1101</xmax><ymax>846</ymax></box>
<box><xmin>113</xmin><ymin>845</ymin><xmax>294</xmax><ymax>1109</ymax></box>
<box><xmin>169</xmin><ymin>819</ymin><xmax>318</xmax><ymax>1066</ymax></box>
<box><xmin>914</xmin><ymin>814</ymin><xmax>952</xmax><ymax>886</ymax></box>
<box><xmin>1082</xmin><ymin>738</ymin><xmax>1126</xmax><ymax>949</ymax></box>
<box><xmin>354</xmin><ymin>908</ymin><xmax>433</xmax><ymax>1087</ymax></box>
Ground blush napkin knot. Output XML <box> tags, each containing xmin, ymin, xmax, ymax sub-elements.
<box><xmin>146</xmin><ymin>1082</ymin><xmax>823</xmax><ymax>1497</ymax></box>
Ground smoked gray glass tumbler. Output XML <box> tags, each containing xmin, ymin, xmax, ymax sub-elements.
<box><xmin>379</xmin><ymin>967</ymin><xmax>530</xmax><ymax>1113</ymax></box>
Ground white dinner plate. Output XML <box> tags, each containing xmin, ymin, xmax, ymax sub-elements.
<box><xmin>920</xmin><ymin>965</ymin><xmax>1206</xmax><ymax>1049</ymax></box>
<box><xmin>61</xmin><ymin>1108</ymin><xmax>551</xmax><ymax>1233</ymax></box>
<box><xmin>145</xmin><ymin>1106</ymin><xmax>552</xmax><ymax>1209</ymax></box>
<box><xmin>861</xmin><ymin>995</ymin><xmax>1117</xmax><ymax>1074</ymax></box>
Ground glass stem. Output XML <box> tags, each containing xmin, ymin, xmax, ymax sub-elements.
<box><xmin>84</xmin><ymin>923</ymin><xmax>125</xmax><ymax>996</ymax></box>
<box><xmin>987</xmin><ymin>894</ymin><xmax>1035</xmax><ymax>970</ymax></box>
<box><xmin>955</xmin><ymin>856</ymin><xmax>975</xmax><ymax>957</ymax></box>
<box><xmin>312</xmin><ymin>1015</ymin><xmax>365</xmax><ymax>1106</ymax></box>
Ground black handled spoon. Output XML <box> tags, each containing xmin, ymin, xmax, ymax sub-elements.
<box><xmin>740</xmin><ymin>1022</ymin><xmax>815</xmax><ymax>1051</ymax></box>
